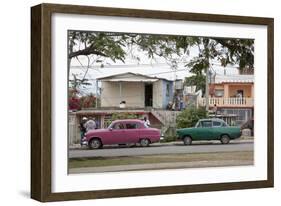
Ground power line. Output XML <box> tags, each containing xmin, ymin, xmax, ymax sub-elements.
<box><xmin>74</xmin><ymin>68</ymin><xmax>190</xmax><ymax>81</ymax></box>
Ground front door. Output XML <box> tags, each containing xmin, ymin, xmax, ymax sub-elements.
<box><xmin>194</xmin><ymin>120</ymin><xmax>213</xmax><ymax>140</ymax></box>
<box><xmin>124</xmin><ymin>122</ymin><xmax>140</xmax><ymax>143</ymax></box>
<box><xmin>145</xmin><ymin>84</ymin><xmax>153</xmax><ymax>107</ymax></box>
<box><xmin>107</xmin><ymin>122</ymin><xmax>126</xmax><ymax>144</ymax></box>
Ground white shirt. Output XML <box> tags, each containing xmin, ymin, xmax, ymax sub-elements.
<box><xmin>144</xmin><ymin>119</ymin><xmax>150</xmax><ymax>127</ymax></box>
<box><xmin>84</xmin><ymin>120</ymin><xmax>96</xmax><ymax>132</ymax></box>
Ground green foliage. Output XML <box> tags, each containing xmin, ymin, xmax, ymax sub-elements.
<box><xmin>176</xmin><ymin>107</ymin><xmax>208</xmax><ymax>128</ymax></box>
<box><xmin>104</xmin><ymin>113</ymin><xmax>139</xmax><ymax>128</ymax></box>
<box><xmin>68</xmin><ymin>31</ymin><xmax>254</xmax><ymax>88</ymax></box>
<box><xmin>68</xmin><ymin>31</ymin><xmax>127</xmax><ymax>62</ymax></box>
<box><xmin>213</xmin><ymin>38</ymin><xmax>254</xmax><ymax>70</ymax></box>
<box><xmin>111</xmin><ymin>112</ymin><xmax>139</xmax><ymax>120</ymax></box>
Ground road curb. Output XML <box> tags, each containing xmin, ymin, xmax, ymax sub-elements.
<box><xmin>69</xmin><ymin>138</ymin><xmax>254</xmax><ymax>150</ymax></box>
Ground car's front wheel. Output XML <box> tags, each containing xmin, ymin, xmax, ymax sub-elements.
<box><xmin>183</xmin><ymin>136</ymin><xmax>192</xmax><ymax>145</ymax></box>
<box><xmin>89</xmin><ymin>138</ymin><xmax>103</xmax><ymax>149</ymax></box>
<box><xmin>220</xmin><ymin>135</ymin><xmax>230</xmax><ymax>144</ymax></box>
<box><xmin>140</xmin><ymin>138</ymin><xmax>150</xmax><ymax>147</ymax></box>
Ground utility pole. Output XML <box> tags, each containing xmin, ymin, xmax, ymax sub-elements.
<box><xmin>205</xmin><ymin>66</ymin><xmax>209</xmax><ymax>113</ymax></box>
<box><xmin>95</xmin><ymin>80</ymin><xmax>98</xmax><ymax>108</ymax></box>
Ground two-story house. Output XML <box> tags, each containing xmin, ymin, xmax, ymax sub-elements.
<box><xmin>199</xmin><ymin>74</ymin><xmax>254</xmax><ymax>125</ymax></box>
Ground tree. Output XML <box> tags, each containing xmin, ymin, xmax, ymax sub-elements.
<box><xmin>68</xmin><ymin>31</ymin><xmax>254</xmax><ymax>103</ymax></box>
<box><xmin>68</xmin><ymin>31</ymin><xmax>128</xmax><ymax>62</ymax></box>
<box><xmin>68</xmin><ymin>32</ymin><xmax>254</xmax><ymax>71</ymax></box>
<box><xmin>176</xmin><ymin>107</ymin><xmax>208</xmax><ymax>128</ymax></box>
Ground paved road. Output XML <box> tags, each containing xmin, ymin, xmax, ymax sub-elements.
<box><xmin>69</xmin><ymin>140</ymin><xmax>253</xmax><ymax>158</ymax></box>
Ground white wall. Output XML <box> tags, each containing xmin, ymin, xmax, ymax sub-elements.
<box><xmin>153</xmin><ymin>80</ymin><xmax>163</xmax><ymax>108</ymax></box>
<box><xmin>100</xmin><ymin>81</ymin><xmax>145</xmax><ymax>107</ymax></box>
<box><xmin>1</xmin><ymin>0</ymin><xmax>280</xmax><ymax>206</ymax></box>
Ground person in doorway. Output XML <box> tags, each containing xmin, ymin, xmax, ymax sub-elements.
<box><xmin>143</xmin><ymin>116</ymin><xmax>151</xmax><ymax>127</ymax></box>
<box><xmin>79</xmin><ymin>117</ymin><xmax>88</xmax><ymax>146</ymax></box>
<box><xmin>84</xmin><ymin>117</ymin><xmax>96</xmax><ymax>132</ymax></box>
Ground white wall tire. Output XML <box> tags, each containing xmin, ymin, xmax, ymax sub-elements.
<box><xmin>140</xmin><ymin>138</ymin><xmax>150</xmax><ymax>147</ymax></box>
<box><xmin>183</xmin><ymin>136</ymin><xmax>192</xmax><ymax>145</ymax></box>
<box><xmin>89</xmin><ymin>138</ymin><xmax>102</xmax><ymax>149</ymax></box>
<box><xmin>220</xmin><ymin>135</ymin><xmax>230</xmax><ymax>144</ymax></box>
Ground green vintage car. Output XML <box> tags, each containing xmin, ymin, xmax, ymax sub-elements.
<box><xmin>176</xmin><ymin>118</ymin><xmax>242</xmax><ymax>145</ymax></box>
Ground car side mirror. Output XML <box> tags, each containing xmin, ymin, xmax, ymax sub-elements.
<box><xmin>109</xmin><ymin>128</ymin><xmax>113</xmax><ymax>131</ymax></box>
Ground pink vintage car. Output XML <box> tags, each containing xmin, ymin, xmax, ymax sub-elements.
<box><xmin>83</xmin><ymin>119</ymin><xmax>161</xmax><ymax>149</ymax></box>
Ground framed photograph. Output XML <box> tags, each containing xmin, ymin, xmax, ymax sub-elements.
<box><xmin>31</xmin><ymin>3</ymin><xmax>274</xmax><ymax>202</ymax></box>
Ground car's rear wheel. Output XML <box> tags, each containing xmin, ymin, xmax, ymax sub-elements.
<box><xmin>89</xmin><ymin>138</ymin><xmax>102</xmax><ymax>149</ymax></box>
<box><xmin>140</xmin><ymin>138</ymin><xmax>150</xmax><ymax>147</ymax></box>
<box><xmin>183</xmin><ymin>136</ymin><xmax>192</xmax><ymax>145</ymax></box>
<box><xmin>220</xmin><ymin>135</ymin><xmax>230</xmax><ymax>144</ymax></box>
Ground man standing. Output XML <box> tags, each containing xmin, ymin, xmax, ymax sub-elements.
<box><xmin>143</xmin><ymin>116</ymin><xmax>151</xmax><ymax>127</ymax></box>
<box><xmin>84</xmin><ymin>117</ymin><xmax>96</xmax><ymax>132</ymax></box>
<box><xmin>79</xmin><ymin>117</ymin><xmax>87</xmax><ymax>146</ymax></box>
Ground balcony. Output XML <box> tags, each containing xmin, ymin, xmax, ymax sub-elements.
<box><xmin>198</xmin><ymin>97</ymin><xmax>254</xmax><ymax>108</ymax></box>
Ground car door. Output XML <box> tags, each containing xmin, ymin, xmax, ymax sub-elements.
<box><xmin>124</xmin><ymin>122</ymin><xmax>139</xmax><ymax>143</ymax></box>
<box><xmin>194</xmin><ymin>120</ymin><xmax>213</xmax><ymax>140</ymax></box>
<box><xmin>212</xmin><ymin>120</ymin><xmax>223</xmax><ymax>139</ymax></box>
<box><xmin>109</xmin><ymin>122</ymin><xmax>126</xmax><ymax>144</ymax></box>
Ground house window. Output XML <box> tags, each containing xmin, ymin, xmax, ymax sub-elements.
<box><xmin>215</xmin><ymin>89</ymin><xmax>224</xmax><ymax>97</ymax></box>
<box><xmin>166</xmin><ymin>84</ymin><xmax>170</xmax><ymax>97</ymax></box>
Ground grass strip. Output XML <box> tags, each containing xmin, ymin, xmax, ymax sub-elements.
<box><xmin>69</xmin><ymin>151</ymin><xmax>253</xmax><ymax>169</ymax></box>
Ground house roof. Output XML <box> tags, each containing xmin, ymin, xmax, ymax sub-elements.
<box><xmin>214</xmin><ymin>74</ymin><xmax>254</xmax><ymax>84</ymax></box>
<box><xmin>97</xmin><ymin>72</ymin><xmax>172</xmax><ymax>82</ymax></box>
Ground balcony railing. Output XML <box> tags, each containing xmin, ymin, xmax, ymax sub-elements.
<box><xmin>198</xmin><ymin>97</ymin><xmax>254</xmax><ymax>107</ymax></box>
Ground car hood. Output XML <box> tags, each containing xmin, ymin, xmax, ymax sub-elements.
<box><xmin>85</xmin><ymin>128</ymin><xmax>109</xmax><ymax>136</ymax></box>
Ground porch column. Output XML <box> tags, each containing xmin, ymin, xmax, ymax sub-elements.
<box><xmin>100</xmin><ymin>115</ymin><xmax>105</xmax><ymax>129</ymax></box>
<box><xmin>119</xmin><ymin>82</ymin><xmax>122</xmax><ymax>103</ymax></box>
<box><xmin>251</xmin><ymin>84</ymin><xmax>254</xmax><ymax>99</ymax></box>
<box><xmin>224</xmin><ymin>84</ymin><xmax>229</xmax><ymax>98</ymax></box>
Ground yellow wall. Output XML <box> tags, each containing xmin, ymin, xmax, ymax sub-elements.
<box><xmin>228</xmin><ymin>84</ymin><xmax>253</xmax><ymax>97</ymax></box>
